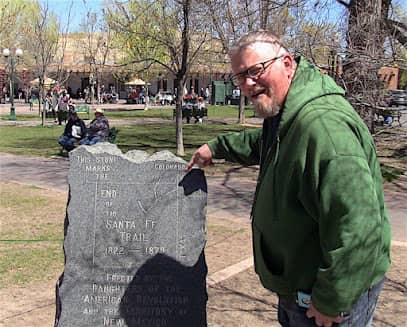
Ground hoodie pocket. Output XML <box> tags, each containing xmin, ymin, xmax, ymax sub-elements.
<box><xmin>252</xmin><ymin>223</ymin><xmax>291</xmax><ymax>294</ymax></box>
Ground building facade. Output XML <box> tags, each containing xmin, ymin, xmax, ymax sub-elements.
<box><xmin>0</xmin><ymin>33</ymin><xmax>232</xmax><ymax>102</ymax></box>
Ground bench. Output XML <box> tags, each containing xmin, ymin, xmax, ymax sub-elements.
<box><xmin>75</xmin><ymin>104</ymin><xmax>90</xmax><ymax>119</ymax></box>
<box><xmin>173</xmin><ymin>105</ymin><xmax>208</xmax><ymax>123</ymax></box>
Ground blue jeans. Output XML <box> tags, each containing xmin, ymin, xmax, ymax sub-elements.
<box><xmin>277</xmin><ymin>278</ymin><xmax>384</xmax><ymax>327</ymax></box>
<box><xmin>58</xmin><ymin>135</ymin><xmax>77</xmax><ymax>151</ymax></box>
<box><xmin>79</xmin><ymin>136</ymin><xmax>105</xmax><ymax>145</ymax></box>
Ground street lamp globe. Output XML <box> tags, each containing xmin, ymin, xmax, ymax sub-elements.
<box><xmin>2</xmin><ymin>48</ymin><xmax>10</xmax><ymax>57</ymax></box>
<box><xmin>15</xmin><ymin>48</ymin><xmax>23</xmax><ymax>57</ymax></box>
<box><xmin>2</xmin><ymin>47</ymin><xmax>23</xmax><ymax>121</ymax></box>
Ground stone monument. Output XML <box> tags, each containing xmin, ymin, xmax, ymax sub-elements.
<box><xmin>55</xmin><ymin>143</ymin><xmax>208</xmax><ymax>327</ymax></box>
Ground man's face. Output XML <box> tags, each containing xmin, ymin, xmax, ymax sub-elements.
<box><xmin>231</xmin><ymin>42</ymin><xmax>293</xmax><ymax>118</ymax></box>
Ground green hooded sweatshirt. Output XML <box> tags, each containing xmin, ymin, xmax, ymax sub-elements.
<box><xmin>207</xmin><ymin>57</ymin><xmax>391</xmax><ymax>317</ymax></box>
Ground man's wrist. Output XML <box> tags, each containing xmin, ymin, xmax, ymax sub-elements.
<box><xmin>206</xmin><ymin>139</ymin><xmax>218</xmax><ymax>158</ymax></box>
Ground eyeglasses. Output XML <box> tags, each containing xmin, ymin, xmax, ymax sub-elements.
<box><xmin>230</xmin><ymin>55</ymin><xmax>284</xmax><ymax>87</ymax></box>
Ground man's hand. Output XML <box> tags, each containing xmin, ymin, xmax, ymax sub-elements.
<box><xmin>306</xmin><ymin>303</ymin><xmax>343</xmax><ymax>327</ymax></box>
<box><xmin>184</xmin><ymin>144</ymin><xmax>213</xmax><ymax>172</ymax></box>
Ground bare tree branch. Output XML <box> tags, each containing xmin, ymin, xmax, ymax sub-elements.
<box><xmin>386</xmin><ymin>18</ymin><xmax>407</xmax><ymax>46</ymax></box>
<box><xmin>335</xmin><ymin>0</ymin><xmax>350</xmax><ymax>8</ymax></box>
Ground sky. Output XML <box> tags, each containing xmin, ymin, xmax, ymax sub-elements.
<box><xmin>42</xmin><ymin>0</ymin><xmax>103</xmax><ymax>32</ymax></box>
<box><xmin>44</xmin><ymin>0</ymin><xmax>407</xmax><ymax>33</ymax></box>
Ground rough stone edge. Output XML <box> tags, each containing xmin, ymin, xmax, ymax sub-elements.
<box><xmin>71</xmin><ymin>142</ymin><xmax>186</xmax><ymax>164</ymax></box>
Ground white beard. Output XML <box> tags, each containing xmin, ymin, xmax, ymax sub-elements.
<box><xmin>249</xmin><ymin>86</ymin><xmax>282</xmax><ymax>118</ymax></box>
<box><xmin>252</xmin><ymin>98</ymin><xmax>281</xmax><ymax>118</ymax></box>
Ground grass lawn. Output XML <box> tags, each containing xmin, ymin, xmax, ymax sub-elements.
<box><xmin>0</xmin><ymin>104</ymin><xmax>256</xmax><ymax>121</ymax></box>
<box><xmin>0</xmin><ymin>122</ymin><xmax>256</xmax><ymax>159</ymax></box>
<box><xmin>0</xmin><ymin>113</ymin><xmax>90</xmax><ymax>121</ymax></box>
<box><xmin>105</xmin><ymin>105</ymin><xmax>256</xmax><ymax>120</ymax></box>
<box><xmin>0</xmin><ymin>125</ymin><xmax>64</xmax><ymax>157</ymax></box>
<box><xmin>0</xmin><ymin>114</ymin><xmax>41</xmax><ymax>121</ymax></box>
<box><xmin>0</xmin><ymin>182</ymin><xmax>66</xmax><ymax>287</ymax></box>
<box><xmin>0</xmin><ymin>120</ymin><xmax>404</xmax><ymax>180</ymax></box>
<box><xmin>116</xmin><ymin>123</ymin><xmax>253</xmax><ymax>156</ymax></box>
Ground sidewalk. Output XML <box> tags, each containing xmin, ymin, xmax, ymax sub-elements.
<box><xmin>0</xmin><ymin>152</ymin><xmax>405</xmax><ymax>244</ymax></box>
<box><xmin>0</xmin><ymin>152</ymin><xmax>257</xmax><ymax>223</ymax></box>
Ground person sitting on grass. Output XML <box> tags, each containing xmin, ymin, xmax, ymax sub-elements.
<box><xmin>80</xmin><ymin>108</ymin><xmax>110</xmax><ymax>145</ymax></box>
<box><xmin>58</xmin><ymin>111</ymin><xmax>86</xmax><ymax>152</ymax></box>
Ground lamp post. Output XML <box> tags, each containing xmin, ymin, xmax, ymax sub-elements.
<box><xmin>3</xmin><ymin>48</ymin><xmax>23</xmax><ymax>120</ymax></box>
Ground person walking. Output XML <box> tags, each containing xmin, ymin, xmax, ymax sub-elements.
<box><xmin>185</xmin><ymin>30</ymin><xmax>391</xmax><ymax>327</ymax></box>
<box><xmin>57</xmin><ymin>91</ymin><xmax>69</xmax><ymax>125</ymax></box>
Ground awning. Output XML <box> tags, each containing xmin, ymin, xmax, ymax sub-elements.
<box><xmin>29</xmin><ymin>77</ymin><xmax>57</xmax><ymax>86</ymax></box>
<box><xmin>124</xmin><ymin>78</ymin><xmax>146</xmax><ymax>86</ymax></box>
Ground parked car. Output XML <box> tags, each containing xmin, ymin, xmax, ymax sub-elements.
<box><xmin>385</xmin><ymin>89</ymin><xmax>407</xmax><ymax>107</ymax></box>
<box><xmin>155</xmin><ymin>91</ymin><xmax>175</xmax><ymax>105</ymax></box>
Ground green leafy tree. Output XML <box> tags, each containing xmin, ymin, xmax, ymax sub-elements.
<box><xmin>24</xmin><ymin>1</ymin><xmax>60</xmax><ymax>126</ymax></box>
<box><xmin>106</xmin><ymin>0</ymin><xmax>209</xmax><ymax>156</ymax></box>
<box><xmin>0</xmin><ymin>0</ymin><xmax>37</xmax><ymax>48</ymax></box>
<box><xmin>0</xmin><ymin>0</ymin><xmax>39</xmax><ymax>104</ymax></box>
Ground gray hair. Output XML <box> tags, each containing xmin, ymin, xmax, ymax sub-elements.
<box><xmin>229</xmin><ymin>30</ymin><xmax>289</xmax><ymax>58</ymax></box>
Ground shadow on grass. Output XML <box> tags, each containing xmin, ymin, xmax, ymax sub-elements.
<box><xmin>393</xmin><ymin>145</ymin><xmax>407</xmax><ymax>159</ymax></box>
<box><xmin>219</xmin><ymin>166</ymin><xmax>258</xmax><ymax>205</ymax></box>
<box><xmin>380</xmin><ymin>164</ymin><xmax>405</xmax><ymax>182</ymax></box>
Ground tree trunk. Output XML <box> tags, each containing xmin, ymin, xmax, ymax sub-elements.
<box><xmin>91</xmin><ymin>84</ymin><xmax>95</xmax><ymax>105</ymax></box>
<box><xmin>144</xmin><ymin>86</ymin><xmax>149</xmax><ymax>110</ymax></box>
<box><xmin>175</xmin><ymin>0</ymin><xmax>191</xmax><ymax>157</ymax></box>
<box><xmin>342</xmin><ymin>0</ymin><xmax>390</xmax><ymax>133</ymax></box>
<box><xmin>175</xmin><ymin>79</ymin><xmax>185</xmax><ymax>156</ymax></box>
<box><xmin>238</xmin><ymin>94</ymin><xmax>245</xmax><ymax>124</ymax></box>
<box><xmin>40</xmin><ymin>78</ymin><xmax>46</xmax><ymax>127</ymax></box>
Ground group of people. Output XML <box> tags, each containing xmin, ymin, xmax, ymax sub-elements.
<box><xmin>182</xmin><ymin>96</ymin><xmax>206</xmax><ymax>123</ymax></box>
<box><xmin>39</xmin><ymin>88</ymin><xmax>75</xmax><ymax>125</ymax></box>
<box><xmin>58</xmin><ymin>108</ymin><xmax>110</xmax><ymax>152</ymax></box>
<box><xmin>186</xmin><ymin>30</ymin><xmax>390</xmax><ymax>327</ymax></box>
<box><xmin>128</xmin><ymin>88</ymin><xmax>147</xmax><ymax>104</ymax></box>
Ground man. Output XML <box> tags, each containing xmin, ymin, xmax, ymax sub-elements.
<box><xmin>57</xmin><ymin>91</ymin><xmax>70</xmax><ymax>125</ymax></box>
<box><xmin>194</xmin><ymin>97</ymin><xmax>206</xmax><ymax>123</ymax></box>
<box><xmin>58</xmin><ymin>111</ymin><xmax>86</xmax><ymax>152</ymax></box>
<box><xmin>80</xmin><ymin>108</ymin><xmax>110</xmax><ymax>145</ymax></box>
<box><xmin>185</xmin><ymin>30</ymin><xmax>391</xmax><ymax>327</ymax></box>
